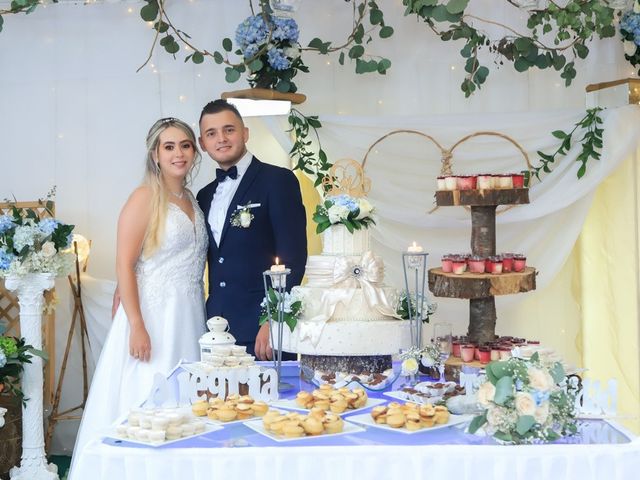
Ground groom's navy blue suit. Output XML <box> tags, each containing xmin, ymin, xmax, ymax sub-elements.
<box><xmin>196</xmin><ymin>157</ymin><xmax>307</xmax><ymax>352</ymax></box>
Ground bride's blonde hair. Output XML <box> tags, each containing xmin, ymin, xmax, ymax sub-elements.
<box><xmin>142</xmin><ymin>117</ymin><xmax>201</xmax><ymax>257</ymax></box>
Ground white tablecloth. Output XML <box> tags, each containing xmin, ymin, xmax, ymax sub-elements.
<box><xmin>72</xmin><ymin>426</ymin><xmax>640</xmax><ymax>480</ymax></box>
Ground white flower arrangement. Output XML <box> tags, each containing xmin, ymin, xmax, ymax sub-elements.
<box><xmin>258</xmin><ymin>288</ymin><xmax>303</xmax><ymax>332</ymax></box>
<box><xmin>312</xmin><ymin>194</ymin><xmax>375</xmax><ymax>234</ymax></box>
<box><xmin>0</xmin><ymin>202</ymin><xmax>75</xmax><ymax>278</ymax></box>
<box><xmin>468</xmin><ymin>352</ymin><xmax>578</xmax><ymax>444</ymax></box>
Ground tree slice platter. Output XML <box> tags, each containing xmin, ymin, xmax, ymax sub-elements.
<box><xmin>428</xmin><ymin>267</ymin><xmax>536</xmax><ymax>299</ymax></box>
<box><xmin>435</xmin><ymin>188</ymin><xmax>529</xmax><ymax>206</ymax></box>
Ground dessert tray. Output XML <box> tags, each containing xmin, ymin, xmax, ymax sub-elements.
<box><xmin>309</xmin><ymin>369</ymin><xmax>398</xmax><ymax>391</ymax></box>
<box><xmin>107</xmin><ymin>407</ymin><xmax>221</xmax><ymax>447</ymax></box>
<box><xmin>243</xmin><ymin>410</ymin><xmax>365</xmax><ymax>442</ymax></box>
<box><xmin>384</xmin><ymin>381</ymin><xmax>460</xmax><ymax>404</ymax></box>
<box><xmin>348</xmin><ymin>412</ymin><xmax>471</xmax><ymax>435</ymax></box>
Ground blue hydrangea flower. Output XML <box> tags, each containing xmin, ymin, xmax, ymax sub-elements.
<box><xmin>331</xmin><ymin>194</ymin><xmax>359</xmax><ymax>213</ymax></box>
<box><xmin>532</xmin><ymin>390</ymin><xmax>551</xmax><ymax>406</ymax></box>
<box><xmin>0</xmin><ymin>249</ymin><xmax>14</xmax><ymax>270</ymax></box>
<box><xmin>244</xmin><ymin>43</ymin><xmax>260</xmax><ymax>60</ymax></box>
<box><xmin>621</xmin><ymin>11</ymin><xmax>640</xmax><ymax>46</ymax></box>
<box><xmin>267</xmin><ymin>48</ymin><xmax>291</xmax><ymax>70</ymax></box>
<box><xmin>271</xmin><ymin>17</ymin><xmax>299</xmax><ymax>43</ymax></box>
<box><xmin>235</xmin><ymin>15</ymin><xmax>269</xmax><ymax>50</ymax></box>
<box><xmin>12</xmin><ymin>225</ymin><xmax>37</xmax><ymax>252</ymax></box>
<box><xmin>38</xmin><ymin>218</ymin><xmax>59</xmax><ymax>236</ymax></box>
<box><xmin>0</xmin><ymin>215</ymin><xmax>14</xmax><ymax>234</ymax></box>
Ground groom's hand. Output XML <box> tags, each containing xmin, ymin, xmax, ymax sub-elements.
<box><xmin>255</xmin><ymin>323</ymin><xmax>273</xmax><ymax>360</ymax></box>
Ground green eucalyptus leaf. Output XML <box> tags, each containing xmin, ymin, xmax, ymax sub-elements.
<box><xmin>370</xmin><ymin>9</ymin><xmax>383</xmax><ymax>25</ymax></box>
<box><xmin>493</xmin><ymin>376</ymin><xmax>514</xmax><ymax>406</ymax></box>
<box><xmin>513</xmin><ymin>57</ymin><xmax>531</xmax><ymax>72</ymax></box>
<box><xmin>349</xmin><ymin>45</ymin><xmax>365</xmax><ymax>59</ymax></box>
<box><xmin>222</xmin><ymin>37</ymin><xmax>233</xmax><ymax>52</ymax></box>
<box><xmin>213</xmin><ymin>51</ymin><xmax>224</xmax><ymax>64</ymax></box>
<box><xmin>165</xmin><ymin>42</ymin><xmax>180</xmax><ymax>55</ymax></box>
<box><xmin>248</xmin><ymin>59</ymin><xmax>263</xmax><ymax>72</ymax></box>
<box><xmin>225</xmin><ymin>67</ymin><xmax>241</xmax><ymax>83</ymax></box>
<box><xmin>192</xmin><ymin>52</ymin><xmax>204</xmax><ymax>64</ymax></box>
<box><xmin>140</xmin><ymin>3</ymin><xmax>159</xmax><ymax>22</ymax></box>
<box><xmin>516</xmin><ymin>415</ymin><xmax>535</xmax><ymax>435</ymax></box>
<box><xmin>338</xmin><ymin>51</ymin><xmax>345</xmax><ymax>65</ymax></box>
<box><xmin>446</xmin><ymin>0</ymin><xmax>469</xmax><ymax>15</ymax></box>
<box><xmin>468</xmin><ymin>413</ymin><xmax>487</xmax><ymax>434</ymax></box>
<box><xmin>379</xmin><ymin>26</ymin><xmax>394</xmax><ymax>39</ymax></box>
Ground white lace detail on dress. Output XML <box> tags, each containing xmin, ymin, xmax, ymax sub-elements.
<box><xmin>135</xmin><ymin>192</ymin><xmax>207</xmax><ymax>308</ymax></box>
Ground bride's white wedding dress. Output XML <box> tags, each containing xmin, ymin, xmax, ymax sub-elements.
<box><xmin>70</xmin><ymin>194</ymin><xmax>208</xmax><ymax>475</ymax></box>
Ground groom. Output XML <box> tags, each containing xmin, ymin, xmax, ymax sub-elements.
<box><xmin>196</xmin><ymin>99</ymin><xmax>307</xmax><ymax>360</ymax></box>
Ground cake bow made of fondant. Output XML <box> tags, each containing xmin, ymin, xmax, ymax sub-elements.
<box><xmin>297</xmin><ymin>252</ymin><xmax>401</xmax><ymax>346</ymax></box>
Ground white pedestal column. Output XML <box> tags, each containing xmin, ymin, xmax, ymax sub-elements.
<box><xmin>5</xmin><ymin>273</ymin><xmax>59</xmax><ymax>480</ymax></box>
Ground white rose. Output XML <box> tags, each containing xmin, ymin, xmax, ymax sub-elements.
<box><xmin>240</xmin><ymin>211</ymin><xmax>251</xmax><ymax>228</ymax></box>
<box><xmin>534</xmin><ymin>402</ymin><xmax>549</xmax><ymax>425</ymax></box>
<box><xmin>40</xmin><ymin>241</ymin><xmax>57</xmax><ymax>258</ymax></box>
<box><xmin>477</xmin><ymin>382</ymin><xmax>496</xmax><ymax>407</ymax></box>
<box><xmin>284</xmin><ymin>46</ymin><xmax>301</xmax><ymax>59</ymax></box>
<box><xmin>486</xmin><ymin>406</ymin><xmax>505</xmax><ymax>427</ymax></box>
<box><xmin>356</xmin><ymin>198</ymin><xmax>373</xmax><ymax>220</ymax></box>
<box><xmin>514</xmin><ymin>392</ymin><xmax>536</xmax><ymax>416</ymax></box>
<box><xmin>528</xmin><ymin>367</ymin><xmax>552</xmax><ymax>392</ymax></box>
<box><xmin>327</xmin><ymin>204</ymin><xmax>350</xmax><ymax>224</ymax></box>
<box><xmin>624</xmin><ymin>40</ymin><xmax>637</xmax><ymax>57</ymax></box>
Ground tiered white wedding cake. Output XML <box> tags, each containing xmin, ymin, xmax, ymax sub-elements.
<box><xmin>281</xmin><ymin>159</ymin><xmax>410</xmax><ymax>380</ymax></box>
<box><xmin>282</xmin><ymin>225</ymin><xmax>410</xmax><ymax>357</ymax></box>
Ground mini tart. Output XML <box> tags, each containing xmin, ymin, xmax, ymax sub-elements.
<box><xmin>238</xmin><ymin>395</ymin><xmax>254</xmax><ymax>404</ymax></box>
<box><xmin>295</xmin><ymin>391</ymin><xmax>314</xmax><ymax>408</ymax></box>
<box><xmin>309</xmin><ymin>407</ymin><xmax>326</xmax><ymax>420</ymax></box>
<box><xmin>282</xmin><ymin>422</ymin><xmax>305</xmax><ymax>438</ymax></box>
<box><xmin>208</xmin><ymin>397</ymin><xmax>225</xmax><ymax>407</ymax></box>
<box><xmin>191</xmin><ymin>401</ymin><xmax>208</xmax><ymax>417</ymax></box>
<box><xmin>313</xmin><ymin>399</ymin><xmax>330</xmax><ymax>411</ymax></box>
<box><xmin>302</xmin><ymin>417</ymin><xmax>324</xmax><ymax>436</ymax></box>
<box><xmin>226</xmin><ymin>393</ymin><xmax>240</xmax><ymax>403</ymax></box>
<box><xmin>323</xmin><ymin>416</ymin><xmax>344</xmax><ymax>434</ymax></box>
<box><xmin>386</xmin><ymin>412</ymin><xmax>406</xmax><ymax>429</ymax></box>
<box><xmin>370</xmin><ymin>406</ymin><xmax>387</xmax><ymax>421</ymax></box>
<box><xmin>216</xmin><ymin>408</ymin><xmax>238</xmax><ymax>422</ymax></box>
<box><xmin>251</xmin><ymin>401</ymin><xmax>269</xmax><ymax>417</ymax></box>
<box><xmin>329</xmin><ymin>399</ymin><xmax>348</xmax><ymax>414</ymax></box>
<box><xmin>262</xmin><ymin>411</ymin><xmax>282</xmax><ymax>429</ymax></box>
<box><xmin>421</xmin><ymin>416</ymin><xmax>436</xmax><ymax>428</ymax></box>
<box><xmin>235</xmin><ymin>403</ymin><xmax>253</xmax><ymax>419</ymax></box>
<box><xmin>318</xmin><ymin>384</ymin><xmax>335</xmax><ymax>394</ymax></box>
<box><xmin>206</xmin><ymin>407</ymin><xmax>219</xmax><ymax>421</ymax></box>
<box><xmin>433</xmin><ymin>407</ymin><xmax>450</xmax><ymax>425</ymax></box>
<box><xmin>269</xmin><ymin>417</ymin><xmax>287</xmax><ymax>434</ymax></box>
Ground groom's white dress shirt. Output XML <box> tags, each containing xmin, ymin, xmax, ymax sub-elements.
<box><xmin>208</xmin><ymin>151</ymin><xmax>253</xmax><ymax>245</ymax></box>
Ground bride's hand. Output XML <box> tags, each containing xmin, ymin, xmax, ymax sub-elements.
<box><xmin>129</xmin><ymin>324</ymin><xmax>151</xmax><ymax>362</ymax></box>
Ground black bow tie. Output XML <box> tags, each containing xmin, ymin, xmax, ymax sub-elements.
<box><xmin>216</xmin><ymin>166</ymin><xmax>238</xmax><ymax>183</ymax></box>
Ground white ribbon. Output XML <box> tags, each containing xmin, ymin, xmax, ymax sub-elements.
<box><xmin>331</xmin><ymin>251</ymin><xmax>400</xmax><ymax>319</ymax></box>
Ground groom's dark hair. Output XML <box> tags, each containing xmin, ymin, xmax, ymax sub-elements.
<box><xmin>199</xmin><ymin>99</ymin><xmax>244</xmax><ymax>125</ymax></box>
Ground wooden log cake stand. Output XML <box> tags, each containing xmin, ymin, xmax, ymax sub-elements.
<box><xmin>429</xmin><ymin>188</ymin><xmax>536</xmax><ymax>345</ymax></box>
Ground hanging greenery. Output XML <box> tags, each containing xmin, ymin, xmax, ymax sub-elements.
<box><xmin>288</xmin><ymin>109</ymin><xmax>332</xmax><ymax>189</ymax></box>
<box><xmin>402</xmin><ymin>0</ymin><xmax>619</xmax><ymax>97</ymax></box>
<box><xmin>137</xmin><ymin>0</ymin><xmax>394</xmax><ymax>92</ymax></box>
<box><xmin>528</xmin><ymin>107</ymin><xmax>604</xmax><ymax>183</ymax></box>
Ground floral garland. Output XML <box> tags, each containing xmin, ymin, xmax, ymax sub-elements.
<box><xmin>468</xmin><ymin>352</ymin><xmax>579</xmax><ymax>444</ymax></box>
<box><xmin>620</xmin><ymin>1</ymin><xmax>640</xmax><ymax>73</ymax></box>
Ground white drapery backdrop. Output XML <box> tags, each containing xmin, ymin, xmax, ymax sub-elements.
<box><xmin>0</xmin><ymin>0</ymin><xmax>638</xmax><ymax>454</ymax></box>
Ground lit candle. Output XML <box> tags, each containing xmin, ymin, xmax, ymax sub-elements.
<box><xmin>407</xmin><ymin>241</ymin><xmax>424</xmax><ymax>253</ymax></box>
<box><xmin>271</xmin><ymin>257</ymin><xmax>286</xmax><ymax>272</ymax></box>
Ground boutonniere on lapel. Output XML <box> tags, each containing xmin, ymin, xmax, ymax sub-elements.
<box><xmin>230</xmin><ymin>201</ymin><xmax>261</xmax><ymax>228</ymax></box>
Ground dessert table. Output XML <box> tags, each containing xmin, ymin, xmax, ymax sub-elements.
<box><xmin>71</xmin><ymin>363</ymin><xmax>640</xmax><ymax>480</ymax></box>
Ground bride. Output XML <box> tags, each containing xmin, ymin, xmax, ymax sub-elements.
<box><xmin>70</xmin><ymin>117</ymin><xmax>208</xmax><ymax>474</ymax></box>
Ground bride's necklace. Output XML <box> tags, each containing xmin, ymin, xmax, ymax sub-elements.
<box><xmin>170</xmin><ymin>190</ymin><xmax>185</xmax><ymax>200</ymax></box>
